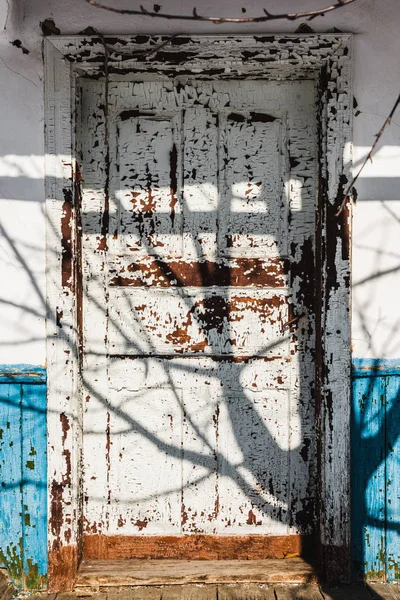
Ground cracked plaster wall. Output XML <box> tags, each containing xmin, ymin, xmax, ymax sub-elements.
<box><xmin>0</xmin><ymin>0</ymin><xmax>400</xmax><ymax>361</ymax></box>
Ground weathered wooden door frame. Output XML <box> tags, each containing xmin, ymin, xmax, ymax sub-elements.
<box><xmin>44</xmin><ymin>34</ymin><xmax>352</xmax><ymax>591</ymax></box>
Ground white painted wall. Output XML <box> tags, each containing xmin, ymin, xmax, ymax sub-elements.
<box><xmin>0</xmin><ymin>0</ymin><xmax>399</xmax><ymax>363</ymax></box>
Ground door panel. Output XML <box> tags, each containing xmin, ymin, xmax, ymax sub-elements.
<box><xmin>106</xmin><ymin>288</ymin><xmax>290</xmax><ymax>356</ymax></box>
<box><xmin>111</xmin><ymin>112</ymin><xmax>183</xmax><ymax>257</ymax></box>
<box><xmin>79</xmin><ymin>78</ymin><xmax>317</xmax><ymax>554</ymax></box>
<box><xmin>219</xmin><ymin>111</ymin><xmax>287</xmax><ymax>258</ymax></box>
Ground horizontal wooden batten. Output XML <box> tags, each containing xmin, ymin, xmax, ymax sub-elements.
<box><xmin>0</xmin><ymin>364</ymin><xmax>46</xmax><ymax>384</ymax></box>
<box><xmin>352</xmin><ymin>358</ymin><xmax>400</xmax><ymax>377</ymax></box>
<box><xmin>83</xmin><ymin>535</ymin><xmax>312</xmax><ymax>561</ymax></box>
<box><xmin>108</xmin><ymin>354</ymin><xmax>289</xmax><ymax>362</ymax></box>
<box><xmin>109</xmin><ymin>258</ymin><xmax>289</xmax><ymax>288</ymax></box>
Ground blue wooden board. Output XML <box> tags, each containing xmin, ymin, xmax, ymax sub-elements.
<box><xmin>351</xmin><ymin>374</ymin><xmax>386</xmax><ymax>580</ymax></box>
<box><xmin>352</xmin><ymin>359</ymin><xmax>400</xmax><ymax>582</ymax></box>
<box><xmin>0</xmin><ymin>369</ymin><xmax>47</xmax><ymax>590</ymax></box>
<box><xmin>0</xmin><ymin>384</ymin><xmax>24</xmax><ymax>585</ymax></box>
<box><xmin>21</xmin><ymin>384</ymin><xmax>47</xmax><ymax>589</ymax></box>
<box><xmin>385</xmin><ymin>375</ymin><xmax>400</xmax><ymax>581</ymax></box>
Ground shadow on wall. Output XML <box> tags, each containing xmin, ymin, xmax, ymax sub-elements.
<box><xmin>0</xmin><ymin>150</ymin><xmax>399</xmax><ymax>589</ymax></box>
<box><xmin>1</xmin><ymin>77</ymin><xmax>319</xmax><ymax>590</ymax></box>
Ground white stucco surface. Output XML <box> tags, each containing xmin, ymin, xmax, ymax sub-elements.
<box><xmin>0</xmin><ymin>0</ymin><xmax>399</xmax><ymax>362</ymax></box>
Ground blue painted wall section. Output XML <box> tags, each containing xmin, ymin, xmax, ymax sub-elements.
<box><xmin>0</xmin><ymin>365</ymin><xmax>47</xmax><ymax>589</ymax></box>
<box><xmin>352</xmin><ymin>359</ymin><xmax>400</xmax><ymax>581</ymax></box>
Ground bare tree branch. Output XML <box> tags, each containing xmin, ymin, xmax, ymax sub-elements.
<box><xmin>83</xmin><ymin>0</ymin><xmax>356</xmax><ymax>23</ymax></box>
<box><xmin>336</xmin><ymin>92</ymin><xmax>400</xmax><ymax>216</ymax></box>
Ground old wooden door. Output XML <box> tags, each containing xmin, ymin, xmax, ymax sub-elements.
<box><xmin>79</xmin><ymin>78</ymin><xmax>317</xmax><ymax>559</ymax></box>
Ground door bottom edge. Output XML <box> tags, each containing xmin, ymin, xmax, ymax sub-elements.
<box><xmin>83</xmin><ymin>533</ymin><xmax>314</xmax><ymax>561</ymax></box>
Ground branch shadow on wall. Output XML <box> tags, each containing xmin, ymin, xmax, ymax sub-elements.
<box><xmin>0</xmin><ymin>143</ymin><xmax>399</xmax><ymax>594</ymax></box>
<box><xmin>1</xmin><ymin>92</ymin><xmax>319</xmax><ymax>589</ymax></box>
<box><xmin>69</xmin><ymin>78</ymin><xmax>322</xmax><ymax>574</ymax></box>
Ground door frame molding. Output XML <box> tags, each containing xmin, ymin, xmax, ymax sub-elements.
<box><xmin>44</xmin><ymin>33</ymin><xmax>352</xmax><ymax>591</ymax></box>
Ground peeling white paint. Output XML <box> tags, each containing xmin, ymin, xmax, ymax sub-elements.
<box><xmin>0</xmin><ymin>0</ymin><xmax>398</xmax><ymax>582</ymax></box>
<box><xmin>80</xmin><ymin>78</ymin><xmax>317</xmax><ymax>539</ymax></box>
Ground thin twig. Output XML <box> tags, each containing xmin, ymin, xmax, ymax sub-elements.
<box><xmin>83</xmin><ymin>0</ymin><xmax>356</xmax><ymax>23</ymax></box>
<box><xmin>336</xmin><ymin>92</ymin><xmax>400</xmax><ymax>216</ymax></box>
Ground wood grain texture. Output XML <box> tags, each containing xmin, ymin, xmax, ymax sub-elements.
<box><xmin>75</xmin><ymin>558</ymin><xmax>317</xmax><ymax>587</ymax></box>
<box><xmin>320</xmin><ymin>585</ymin><xmax>375</xmax><ymax>600</ymax></box>
<box><xmin>83</xmin><ymin>534</ymin><xmax>309</xmax><ymax>560</ymax></box>
<box><xmin>368</xmin><ymin>583</ymin><xmax>400</xmax><ymax>599</ymax></box>
<box><xmin>274</xmin><ymin>584</ymin><xmax>323</xmax><ymax>599</ymax></box>
<box><xmin>218</xmin><ymin>583</ymin><xmax>275</xmax><ymax>599</ymax></box>
<box><xmin>0</xmin><ymin>571</ymin><xmax>16</xmax><ymax>600</ymax></box>
<box><xmin>48</xmin><ymin>545</ymin><xmax>78</xmax><ymax>593</ymax></box>
<box><xmin>108</xmin><ymin>588</ymin><xmax>162</xmax><ymax>600</ymax></box>
<box><xmin>0</xmin><ymin>586</ymin><xmax>17</xmax><ymax>600</ymax></box>
<box><xmin>6</xmin><ymin>582</ymin><xmax>399</xmax><ymax>600</ymax></box>
<box><xmin>57</xmin><ymin>594</ymin><xmax>83</xmax><ymax>600</ymax></box>
<box><xmin>0</xmin><ymin>574</ymin><xmax>8</xmax><ymax>598</ymax></box>
<box><xmin>162</xmin><ymin>585</ymin><xmax>217</xmax><ymax>599</ymax></box>
<box><xmin>384</xmin><ymin>376</ymin><xmax>400</xmax><ymax>581</ymax></box>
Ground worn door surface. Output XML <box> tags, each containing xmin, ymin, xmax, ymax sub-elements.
<box><xmin>79</xmin><ymin>78</ymin><xmax>317</xmax><ymax>559</ymax></box>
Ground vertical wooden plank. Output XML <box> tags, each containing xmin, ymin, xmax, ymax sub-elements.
<box><xmin>44</xmin><ymin>39</ymin><xmax>80</xmax><ymax>591</ymax></box>
<box><xmin>0</xmin><ymin>384</ymin><xmax>23</xmax><ymax>586</ymax></box>
<box><xmin>385</xmin><ymin>375</ymin><xmax>400</xmax><ymax>581</ymax></box>
<box><xmin>218</xmin><ymin>388</ymin><xmax>290</xmax><ymax>535</ymax></box>
<box><xmin>317</xmin><ymin>38</ymin><xmax>352</xmax><ymax>580</ymax></box>
<box><xmin>106</xmin><ymin>386</ymin><xmax>183</xmax><ymax>535</ymax></box>
<box><xmin>351</xmin><ymin>374</ymin><xmax>386</xmax><ymax>580</ymax></box>
<box><xmin>80</xmin><ymin>78</ymin><xmax>111</xmax><ymax>542</ymax></box>
<box><xmin>182</xmin><ymin>386</ymin><xmax>219</xmax><ymax>535</ymax></box>
<box><xmin>183</xmin><ymin>106</ymin><xmax>218</xmax><ymax>260</ymax></box>
<box><xmin>21</xmin><ymin>384</ymin><xmax>47</xmax><ymax>589</ymax></box>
